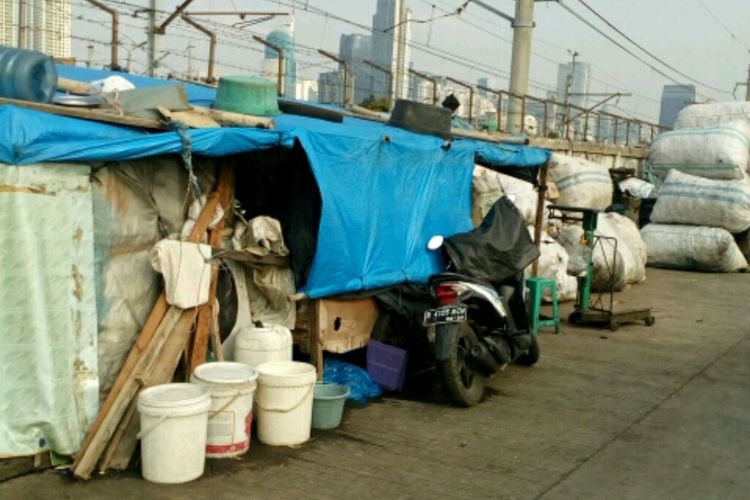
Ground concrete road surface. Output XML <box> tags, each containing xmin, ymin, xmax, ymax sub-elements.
<box><xmin>2</xmin><ymin>269</ymin><xmax>749</xmax><ymax>500</ymax></box>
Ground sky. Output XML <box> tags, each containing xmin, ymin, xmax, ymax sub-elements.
<box><xmin>72</xmin><ymin>0</ymin><xmax>750</xmax><ymax>123</ymax></box>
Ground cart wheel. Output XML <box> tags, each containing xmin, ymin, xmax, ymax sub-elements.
<box><xmin>569</xmin><ymin>311</ymin><xmax>582</xmax><ymax>325</ymax></box>
<box><xmin>645</xmin><ymin>316</ymin><xmax>655</xmax><ymax>327</ymax></box>
<box><xmin>609</xmin><ymin>320</ymin><xmax>619</xmax><ymax>331</ymax></box>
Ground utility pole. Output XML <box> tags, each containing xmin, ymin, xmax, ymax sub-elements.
<box><xmin>563</xmin><ymin>50</ymin><xmax>579</xmax><ymax>139</ymax></box>
<box><xmin>392</xmin><ymin>0</ymin><xmax>409</xmax><ymax>101</ymax></box>
<box><xmin>507</xmin><ymin>0</ymin><xmax>535</xmax><ymax>134</ymax></box>
<box><xmin>17</xmin><ymin>0</ymin><xmax>25</xmax><ymax>49</ymax></box>
<box><xmin>147</xmin><ymin>0</ymin><xmax>159</xmax><ymax>76</ymax></box>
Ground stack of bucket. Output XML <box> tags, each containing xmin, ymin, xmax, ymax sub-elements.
<box><xmin>136</xmin><ymin>323</ymin><xmax>335</xmax><ymax>484</ymax></box>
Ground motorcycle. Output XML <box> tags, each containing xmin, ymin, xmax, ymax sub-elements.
<box><xmin>423</xmin><ymin>197</ymin><xmax>542</xmax><ymax>407</ymax></box>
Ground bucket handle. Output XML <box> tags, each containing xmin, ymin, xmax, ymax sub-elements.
<box><xmin>256</xmin><ymin>383</ymin><xmax>314</xmax><ymax>413</ymax></box>
<box><xmin>136</xmin><ymin>414</ymin><xmax>170</xmax><ymax>441</ymax></box>
<box><xmin>208</xmin><ymin>392</ymin><xmax>242</xmax><ymax>419</ymax></box>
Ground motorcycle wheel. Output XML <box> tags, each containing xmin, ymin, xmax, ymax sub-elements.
<box><xmin>516</xmin><ymin>334</ymin><xmax>540</xmax><ymax>366</ymax></box>
<box><xmin>438</xmin><ymin>322</ymin><xmax>486</xmax><ymax>407</ymax></box>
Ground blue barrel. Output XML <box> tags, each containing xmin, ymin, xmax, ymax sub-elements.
<box><xmin>0</xmin><ymin>45</ymin><xmax>58</xmax><ymax>103</ymax></box>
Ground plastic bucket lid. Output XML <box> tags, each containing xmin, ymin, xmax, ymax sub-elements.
<box><xmin>138</xmin><ymin>383</ymin><xmax>210</xmax><ymax>417</ymax></box>
<box><xmin>257</xmin><ymin>361</ymin><xmax>317</xmax><ymax>386</ymax></box>
<box><xmin>192</xmin><ymin>362</ymin><xmax>258</xmax><ymax>385</ymax></box>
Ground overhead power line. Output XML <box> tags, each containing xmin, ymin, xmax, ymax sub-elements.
<box><xmin>573</xmin><ymin>0</ymin><xmax>730</xmax><ymax>95</ymax></box>
<box><xmin>696</xmin><ymin>0</ymin><xmax>750</xmax><ymax>51</ymax></box>
<box><xmin>557</xmin><ymin>0</ymin><xmax>727</xmax><ymax>100</ymax></box>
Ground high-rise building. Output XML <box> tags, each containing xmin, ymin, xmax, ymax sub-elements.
<box><xmin>370</xmin><ymin>0</ymin><xmax>411</xmax><ymax>101</ymax></box>
<box><xmin>261</xmin><ymin>21</ymin><xmax>297</xmax><ymax>97</ymax></box>
<box><xmin>339</xmin><ymin>33</ymin><xmax>372</xmax><ymax>104</ymax></box>
<box><xmin>659</xmin><ymin>84</ymin><xmax>696</xmax><ymax>129</ymax></box>
<box><xmin>555</xmin><ymin>61</ymin><xmax>591</xmax><ymax>108</ymax></box>
<box><xmin>318</xmin><ymin>70</ymin><xmax>346</xmax><ymax>104</ymax></box>
<box><xmin>477</xmin><ymin>77</ymin><xmax>495</xmax><ymax>97</ymax></box>
<box><xmin>0</xmin><ymin>0</ymin><xmax>71</xmax><ymax>58</ymax></box>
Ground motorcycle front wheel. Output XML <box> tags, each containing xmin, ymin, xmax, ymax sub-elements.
<box><xmin>437</xmin><ymin>322</ymin><xmax>486</xmax><ymax>407</ymax></box>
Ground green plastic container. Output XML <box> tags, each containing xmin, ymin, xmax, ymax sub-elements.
<box><xmin>214</xmin><ymin>75</ymin><xmax>280</xmax><ymax>116</ymax></box>
<box><xmin>311</xmin><ymin>382</ymin><xmax>349</xmax><ymax>430</ymax></box>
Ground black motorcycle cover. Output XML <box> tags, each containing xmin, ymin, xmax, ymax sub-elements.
<box><xmin>443</xmin><ymin>197</ymin><xmax>540</xmax><ymax>285</ymax></box>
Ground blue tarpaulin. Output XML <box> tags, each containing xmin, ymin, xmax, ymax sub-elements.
<box><xmin>1</xmin><ymin>66</ymin><xmax>551</xmax><ymax>297</ymax></box>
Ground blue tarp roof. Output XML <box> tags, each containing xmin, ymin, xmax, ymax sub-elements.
<box><xmin>1</xmin><ymin>66</ymin><xmax>551</xmax><ymax>298</ymax></box>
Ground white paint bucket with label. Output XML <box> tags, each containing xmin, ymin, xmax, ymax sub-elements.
<box><xmin>191</xmin><ymin>362</ymin><xmax>258</xmax><ymax>458</ymax></box>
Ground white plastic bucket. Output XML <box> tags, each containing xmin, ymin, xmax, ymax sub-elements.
<box><xmin>235</xmin><ymin>325</ymin><xmax>292</xmax><ymax>369</ymax></box>
<box><xmin>137</xmin><ymin>383</ymin><xmax>211</xmax><ymax>484</ymax></box>
<box><xmin>191</xmin><ymin>362</ymin><xmax>258</xmax><ymax>458</ymax></box>
<box><xmin>256</xmin><ymin>361</ymin><xmax>317</xmax><ymax>446</ymax></box>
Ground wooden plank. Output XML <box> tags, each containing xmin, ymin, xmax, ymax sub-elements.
<box><xmin>72</xmin><ymin>181</ymin><xmax>227</xmax><ymax>480</ymax></box>
<box><xmin>309</xmin><ymin>299</ymin><xmax>324</xmax><ymax>380</ymax></box>
<box><xmin>57</xmin><ymin>77</ymin><xmax>94</xmax><ymax>95</ymax></box>
<box><xmin>0</xmin><ymin>453</ymin><xmax>50</xmax><ymax>482</ymax></box>
<box><xmin>158</xmin><ymin>106</ymin><xmax>220</xmax><ymax>129</ymax></box>
<box><xmin>211</xmin><ymin>248</ymin><xmax>290</xmax><ymax>267</ymax></box>
<box><xmin>102</xmin><ymin>308</ymin><xmax>198</xmax><ymax>471</ymax></box>
<box><xmin>189</xmin><ymin>166</ymin><xmax>234</xmax><ymax>372</ymax></box>
<box><xmin>0</xmin><ymin>98</ymin><xmax>165</xmax><ymax>130</ymax></box>
<box><xmin>191</xmin><ymin>105</ymin><xmax>275</xmax><ymax>129</ymax></box>
<box><xmin>71</xmin><ymin>306</ymin><xmax>183</xmax><ymax>479</ymax></box>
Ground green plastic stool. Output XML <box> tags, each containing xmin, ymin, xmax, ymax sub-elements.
<box><xmin>526</xmin><ymin>277</ymin><xmax>560</xmax><ymax>334</ymax></box>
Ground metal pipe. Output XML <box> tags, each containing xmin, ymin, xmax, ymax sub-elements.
<box><xmin>181</xmin><ymin>15</ymin><xmax>216</xmax><ymax>83</ymax></box>
<box><xmin>365</xmin><ymin>60</ymin><xmax>394</xmax><ymax>107</ymax></box>
<box><xmin>319</xmin><ymin>50</ymin><xmax>350</xmax><ymax>105</ymax></box>
<box><xmin>155</xmin><ymin>0</ymin><xmax>195</xmax><ymax>34</ymax></box>
<box><xmin>86</xmin><ymin>0</ymin><xmax>120</xmax><ymax>70</ymax></box>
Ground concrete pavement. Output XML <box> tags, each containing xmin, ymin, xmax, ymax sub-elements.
<box><xmin>2</xmin><ymin>269</ymin><xmax>748</xmax><ymax>500</ymax></box>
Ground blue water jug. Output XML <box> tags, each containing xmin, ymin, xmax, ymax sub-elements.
<box><xmin>0</xmin><ymin>45</ymin><xmax>58</xmax><ymax>103</ymax></box>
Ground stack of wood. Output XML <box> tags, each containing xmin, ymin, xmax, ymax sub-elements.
<box><xmin>71</xmin><ymin>166</ymin><xmax>234</xmax><ymax>480</ymax></box>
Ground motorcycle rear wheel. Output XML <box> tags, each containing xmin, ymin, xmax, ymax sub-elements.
<box><xmin>438</xmin><ymin>322</ymin><xmax>486</xmax><ymax>407</ymax></box>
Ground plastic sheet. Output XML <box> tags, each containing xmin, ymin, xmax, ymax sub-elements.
<box><xmin>445</xmin><ymin>197</ymin><xmax>540</xmax><ymax>285</ymax></box>
<box><xmin>323</xmin><ymin>358</ymin><xmax>383</xmax><ymax>404</ymax></box>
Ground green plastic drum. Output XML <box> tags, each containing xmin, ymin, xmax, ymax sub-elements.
<box><xmin>214</xmin><ymin>75</ymin><xmax>280</xmax><ymax>116</ymax></box>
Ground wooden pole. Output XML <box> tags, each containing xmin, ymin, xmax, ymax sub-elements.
<box><xmin>531</xmin><ymin>164</ymin><xmax>548</xmax><ymax>277</ymax></box>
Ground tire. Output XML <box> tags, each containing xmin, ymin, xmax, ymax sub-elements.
<box><xmin>516</xmin><ymin>334</ymin><xmax>540</xmax><ymax>366</ymax></box>
<box><xmin>438</xmin><ymin>323</ymin><xmax>486</xmax><ymax>407</ymax></box>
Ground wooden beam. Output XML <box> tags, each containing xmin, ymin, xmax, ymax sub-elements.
<box><xmin>189</xmin><ymin>165</ymin><xmax>234</xmax><ymax>372</ymax></box>
<box><xmin>0</xmin><ymin>98</ymin><xmax>165</xmax><ymax>130</ymax></box>
<box><xmin>101</xmin><ymin>307</ymin><xmax>198</xmax><ymax>471</ymax></box>
<box><xmin>72</xmin><ymin>176</ymin><xmax>229</xmax><ymax>480</ymax></box>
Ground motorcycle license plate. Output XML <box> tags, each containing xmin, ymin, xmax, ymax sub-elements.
<box><xmin>423</xmin><ymin>306</ymin><xmax>468</xmax><ymax>326</ymax></box>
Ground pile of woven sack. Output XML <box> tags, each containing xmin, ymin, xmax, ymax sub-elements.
<box><xmin>643</xmin><ymin>102</ymin><xmax>750</xmax><ymax>272</ymax></box>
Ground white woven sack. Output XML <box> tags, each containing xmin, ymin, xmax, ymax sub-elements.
<box><xmin>648</xmin><ymin>122</ymin><xmax>750</xmax><ymax>180</ymax></box>
<box><xmin>528</xmin><ymin>228</ymin><xmax>577</xmax><ymax>303</ymax></box>
<box><xmin>650</xmin><ymin>169</ymin><xmax>750</xmax><ymax>233</ymax></box>
<box><xmin>547</xmin><ymin>153</ymin><xmax>613</xmax><ymax>210</ymax></box>
<box><xmin>641</xmin><ymin>224</ymin><xmax>748</xmax><ymax>272</ymax></box>
<box><xmin>557</xmin><ymin>213</ymin><xmax>646</xmax><ymax>291</ymax></box>
<box><xmin>675</xmin><ymin>102</ymin><xmax>750</xmax><ymax>130</ymax></box>
<box><xmin>472</xmin><ymin>165</ymin><xmax>542</xmax><ymax>226</ymax></box>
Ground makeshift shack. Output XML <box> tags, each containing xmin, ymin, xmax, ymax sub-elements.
<box><xmin>0</xmin><ymin>65</ymin><xmax>551</xmax><ymax>474</ymax></box>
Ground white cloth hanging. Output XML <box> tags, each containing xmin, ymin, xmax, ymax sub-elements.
<box><xmin>150</xmin><ymin>239</ymin><xmax>212</xmax><ymax>309</ymax></box>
